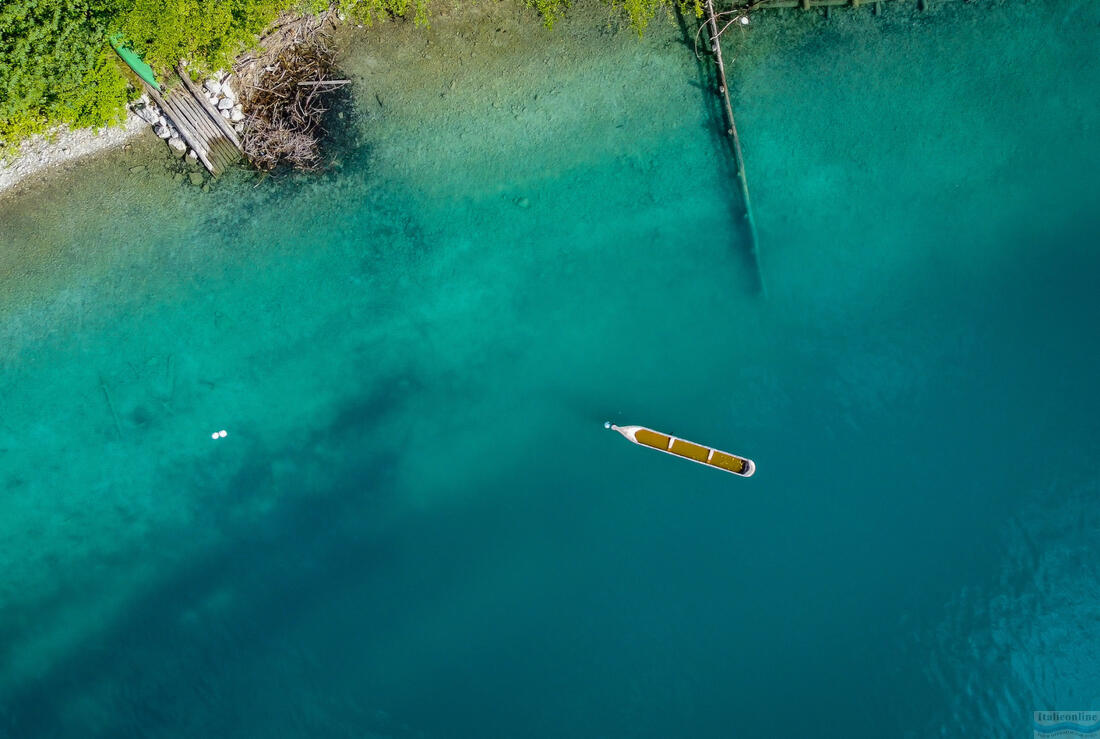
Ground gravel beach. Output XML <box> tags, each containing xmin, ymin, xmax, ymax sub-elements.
<box><xmin>0</xmin><ymin>113</ymin><xmax>147</xmax><ymax>199</ymax></box>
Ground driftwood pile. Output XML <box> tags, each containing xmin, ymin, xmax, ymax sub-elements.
<box><xmin>234</xmin><ymin>12</ymin><xmax>351</xmax><ymax>171</ymax></box>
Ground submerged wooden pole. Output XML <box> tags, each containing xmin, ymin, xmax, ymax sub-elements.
<box><xmin>703</xmin><ymin>0</ymin><xmax>766</xmax><ymax>296</ymax></box>
<box><xmin>753</xmin><ymin>0</ymin><xmax>964</xmax><ymax>8</ymax></box>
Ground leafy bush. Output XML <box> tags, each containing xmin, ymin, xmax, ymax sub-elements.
<box><xmin>336</xmin><ymin>0</ymin><xmax>432</xmax><ymax>27</ymax></box>
<box><xmin>525</xmin><ymin>0</ymin><xmax>570</xmax><ymax>29</ymax></box>
<box><xmin>0</xmin><ymin>0</ymin><xmax>678</xmax><ymax>152</ymax></box>
<box><xmin>59</xmin><ymin>47</ymin><xmax>133</xmax><ymax>128</ymax></box>
<box><xmin>120</xmin><ymin>0</ymin><xmax>295</xmax><ymax>74</ymax></box>
<box><xmin>0</xmin><ymin>0</ymin><xmax>125</xmax><ymax>148</ymax></box>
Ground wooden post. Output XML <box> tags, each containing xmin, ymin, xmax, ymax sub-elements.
<box><xmin>175</xmin><ymin>95</ymin><xmax>235</xmax><ymax>167</ymax></box>
<box><xmin>143</xmin><ymin>83</ymin><xmax>219</xmax><ymax>175</ymax></box>
<box><xmin>99</xmin><ymin>378</ymin><xmax>122</xmax><ymax>439</ymax></box>
<box><xmin>175</xmin><ymin>103</ymin><xmax>237</xmax><ymax>169</ymax></box>
<box><xmin>177</xmin><ymin>65</ymin><xmax>243</xmax><ymax>149</ymax></box>
<box><xmin>160</xmin><ymin>94</ymin><xmax>234</xmax><ymax>170</ymax></box>
<box><xmin>703</xmin><ymin>0</ymin><xmax>766</xmax><ymax>296</ymax></box>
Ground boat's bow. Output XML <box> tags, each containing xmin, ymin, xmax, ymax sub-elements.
<box><xmin>605</xmin><ymin>421</ymin><xmax>755</xmax><ymax>477</ymax></box>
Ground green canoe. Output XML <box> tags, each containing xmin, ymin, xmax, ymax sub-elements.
<box><xmin>109</xmin><ymin>34</ymin><xmax>161</xmax><ymax>91</ymax></box>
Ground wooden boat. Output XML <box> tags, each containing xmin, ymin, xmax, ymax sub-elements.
<box><xmin>605</xmin><ymin>422</ymin><xmax>755</xmax><ymax>477</ymax></box>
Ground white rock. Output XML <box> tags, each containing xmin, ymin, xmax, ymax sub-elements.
<box><xmin>220</xmin><ymin>109</ymin><xmax>232</xmax><ymax>120</ymax></box>
<box><xmin>230</xmin><ymin>106</ymin><xmax>244</xmax><ymax>122</ymax></box>
<box><xmin>204</xmin><ymin>79</ymin><xmax>222</xmax><ymax>95</ymax></box>
<box><xmin>217</xmin><ymin>96</ymin><xmax>234</xmax><ymax>111</ymax></box>
<box><xmin>168</xmin><ymin>137</ymin><xmax>187</xmax><ymax>153</ymax></box>
<box><xmin>135</xmin><ymin>105</ymin><xmax>159</xmax><ymax>124</ymax></box>
<box><xmin>187</xmin><ymin>150</ymin><xmax>198</xmax><ymax>160</ymax></box>
<box><xmin>233</xmin><ymin>123</ymin><xmax>245</xmax><ymax>134</ymax></box>
<box><xmin>154</xmin><ymin>124</ymin><xmax>172</xmax><ymax>139</ymax></box>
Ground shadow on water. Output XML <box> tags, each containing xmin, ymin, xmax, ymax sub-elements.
<box><xmin>0</xmin><ymin>376</ymin><xmax>427</xmax><ymax>738</ymax></box>
<box><xmin>205</xmin><ymin>79</ymin><xmax>373</xmax><ymax>215</ymax></box>
<box><xmin>673</xmin><ymin>5</ymin><xmax>762</xmax><ymax>295</ymax></box>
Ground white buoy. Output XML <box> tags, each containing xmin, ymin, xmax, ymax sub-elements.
<box><xmin>604</xmin><ymin>421</ymin><xmax>611</xmax><ymax>429</ymax></box>
<box><xmin>740</xmin><ymin>15</ymin><xmax>750</xmax><ymax>25</ymax></box>
<box><xmin>211</xmin><ymin>432</ymin><xmax>219</xmax><ymax>440</ymax></box>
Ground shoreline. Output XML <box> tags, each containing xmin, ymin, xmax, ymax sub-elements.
<box><xmin>0</xmin><ymin>0</ymin><xmax>634</xmax><ymax>200</ymax></box>
<box><xmin>0</xmin><ymin>112</ymin><xmax>149</xmax><ymax>199</ymax></box>
<box><xmin>0</xmin><ymin>13</ymin><xmax>331</xmax><ymax>197</ymax></box>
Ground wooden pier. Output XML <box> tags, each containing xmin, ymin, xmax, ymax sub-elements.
<box><xmin>138</xmin><ymin>67</ymin><xmax>243</xmax><ymax>177</ymax></box>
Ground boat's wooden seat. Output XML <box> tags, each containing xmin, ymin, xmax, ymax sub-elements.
<box><xmin>707</xmin><ymin>450</ymin><xmax>745</xmax><ymax>474</ymax></box>
<box><xmin>635</xmin><ymin>428</ymin><xmax>670</xmax><ymax>450</ymax></box>
<box><xmin>670</xmin><ymin>438</ymin><xmax>710</xmax><ymax>462</ymax></box>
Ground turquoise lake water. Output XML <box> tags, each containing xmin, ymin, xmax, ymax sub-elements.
<box><xmin>1</xmin><ymin>1</ymin><xmax>1098</xmax><ymax>736</ymax></box>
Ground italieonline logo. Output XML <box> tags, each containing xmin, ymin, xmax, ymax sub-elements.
<box><xmin>1034</xmin><ymin>711</ymin><xmax>1100</xmax><ymax>738</ymax></box>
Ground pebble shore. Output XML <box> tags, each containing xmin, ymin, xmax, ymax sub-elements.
<box><xmin>0</xmin><ymin>71</ymin><xmax>244</xmax><ymax>197</ymax></box>
<box><xmin>0</xmin><ymin>115</ymin><xmax>146</xmax><ymax>197</ymax></box>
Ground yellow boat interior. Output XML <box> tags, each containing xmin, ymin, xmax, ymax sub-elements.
<box><xmin>634</xmin><ymin>428</ymin><xmax>746</xmax><ymax>475</ymax></box>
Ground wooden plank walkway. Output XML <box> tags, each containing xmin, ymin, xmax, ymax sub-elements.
<box><xmin>139</xmin><ymin>69</ymin><xmax>243</xmax><ymax>177</ymax></box>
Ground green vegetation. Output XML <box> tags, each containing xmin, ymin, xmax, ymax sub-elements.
<box><xmin>0</xmin><ymin>0</ymin><xmax>681</xmax><ymax>154</ymax></box>
<box><xmin>1</xmin><ymin>0</ymin><xmax>310</xmax><ymax>150</ymax></box>
<box><xmin>0</xmin><ymin>0</ymin><xmax>129</xmax><ymax>147</ymax></box>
